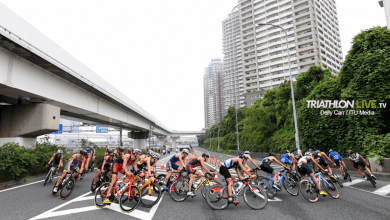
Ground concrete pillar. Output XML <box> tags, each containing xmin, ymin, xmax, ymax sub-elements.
<box><xmin>170</xmin><ymin>136</ymin><xmax>179</xmax><ymax>150</ymax></box>
<box><xmin>128</xmin><ymin>131</ymin><xmax>149</xmax><ymax>150</ymax></box>
<box><xmin>156</xmin><ymin>136</ymin><xmax>167</xmax><ymax>148</ymax></box>
<box><xmin>0</xmin><ymin>103</ymin><xmax>60</xmax><ymax>148</ymax></box>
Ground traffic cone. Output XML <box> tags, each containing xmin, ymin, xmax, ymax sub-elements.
<box><xmin>170</xmin><ymin>185</ymin><xmax>175</xmax><ymax>192</ymax></box>
<box><xmin>160</xmin><ymin>160</ymin><xmax>165</xmax><ymax>170</ymax></box>
<box><xmin>214</xmin><ymin>174</ymin><xmax>218</xmax><ymax>181</ymax></box>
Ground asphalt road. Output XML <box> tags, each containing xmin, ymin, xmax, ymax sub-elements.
<box><xmin>1</xmin><ymin>146</ymin><xmax>390</xmax><ymax>220</ymax></box>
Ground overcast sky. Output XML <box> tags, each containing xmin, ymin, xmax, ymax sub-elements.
<box><xmin>0</xmin><ymin>0</ymin><xmax>386</xmax><ymax>131</ymax></box>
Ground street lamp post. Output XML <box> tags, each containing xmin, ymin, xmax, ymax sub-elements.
<box><xmin>258</xmin><ymin>23</ymin><xmax>300</xmax><ymax>152</ymax></box>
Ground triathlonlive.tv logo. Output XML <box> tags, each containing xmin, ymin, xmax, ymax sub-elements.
<box><xmin>306</xmin><ymin>100</ymin><xmax>387</xmax><ymax>116</ymax></box>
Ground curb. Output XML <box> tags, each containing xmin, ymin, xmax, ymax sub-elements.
<box><xmin>0</xmin><ymin>172</ymin><xmax>50</xmax><ymax>190</ymax></box>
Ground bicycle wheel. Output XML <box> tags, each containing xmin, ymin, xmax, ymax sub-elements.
<box><xmin>50</xmin><ymin>170</ymin><xmax>55</xmax><ymax>183</ymax></box>
<box><xmin>257</xmin><ymin>176</ymin><xmax>276</xmax><ymax>199</ymax></box>
<box><xmin>283</xmin><ymin>177</ymin><xmax>299</xmax><ymax>196</ymax></box>
<box><xmin>59</xmin><ymin>178</ymin><xmax>75</xmax><ymax>200</ymax></box>
<box><xmin>299</xmin><ymin>180</ymin><xmax>319</xmax><ymax>203</ymax></box>
<box><xmin>94</xmin><ymin>182</ymin><xmax>110</xmax><ymax>208</ymax></box>
<box><xmin>201</xmin><ymin>180</ymin><xmax>221</xmax><ymax>199</ymax></box>
<box><xmin>119</xmin><ymin>185</ymin><xmax>141</xmax><ymax>213</ymax></box>
<box><xmin>80</xmin><ymin>170</ymin><xmax>86</xmax><ymax>180</ymax></box>
<box><xmin>243</xmin><ymin>185</ymin><xmax>268</xmax><ymax>210</ymax></box>
<box><xmin>156</xmin><ymin>174</ymin><xmax>166</xmax><ymax>185</ymax></box>
<box><xmin>44</xmin><ymin>170</ymin><xmax>51</xmax><ymax>186</ymax></box>
<box><xmin>169</xmin><ymin>179</ymin><xmax>189</xmax><ymax>202</ymax></box>
<box><xmin>205</xmin><ymin>184</ymin><xmax>229</xmax><ymax>210</ymax></box>
<box><xmin>369</xmin><ymin>178</ymin><xmax>377</xmax><ymax>188</ymax></box>
<box><xmin>140</xmin><ymin>183</ymin><xmax>161</xmax><ymax>208</ymax></box>
<box><xmin>322</xmin><ymin>179</ymin><xmax>339</xmax><ymax>199</ymax></box>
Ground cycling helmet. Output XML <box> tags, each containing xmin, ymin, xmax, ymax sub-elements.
<box><xmin>239</xmin><ymin>154</ymin><xmax>248</xmax><ymax>159</ymax></box>
<box><xmin>202</xmin><ymin>153</ymin><xmax>210</xmax><ymax>158</ymax></box>
<box><xmin>146</xmin><ymin>150</ymin><xmax>151</xmax><ymax>155</ymax></box>
<box><xmin>284</xmin><ymin>150</ymin><xmax>290</xmax><ymax>153</ymax></box>
<box><xmin>80</xmin><ymin>150</ymin><xmax>88</xmax><ymax>156</ymax></box>
<box><xmin>118</xmin><ymin>147</ymin><xmax>124</xmax><ymax>152</ymax></box>
<box><xmin>57</xmin><ymin>150</ymin><xmax>63</xmax><ymax>155</ymax></box>
<box><xmin>153</xmin><ymin>153</ymin><xmax>160</xmax><ymax>159</ymax></box>
<box><xmin>133</xmin><ymin>149</ymin><xmax>142</xmax><ymax>154</ymax></box>
<box><xmin>107</xmin><ymin>149</ymin><xmax>113</xmax><ymax>154</ymax></box>
<box><xmin>182</xmin><ymin>149</ymin><xmax>190</xmax><ymax>154</ymax></box>
<box><xmin>329</xmin><ymin>149</ymin><xmax>334</xmax><ymax>153</ymax></box>
<box><xmin>244</xmin><ymin>151</ymin><xmax>251</xmax><ymax>155</ymax></box>
<box><xmin>304</xmin><ymin>151</ymin><xmax>312</xmax><ymax>156</ymax></box>
<box><xmin>348</xmin><ymin>150</ymin><xmax>354</xmax><ymax>155</ymax></box>
<box><xmin>268</xmin><ymin>153</ymin><xmax>276</xmax><ymax>157</ymax></box>
<box><xmin>292</xmin><ymin>148</ymin><xmax>297</xmax><ymax>152</ymax></box>
<box><xmin>315</xmin><ymin>150</ymin><xmax>321</xmax><ymax>154</ymax></box>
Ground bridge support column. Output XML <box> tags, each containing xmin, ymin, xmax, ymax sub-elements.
<box><xmin>156</xmin><ymin>137</ymin><xmax>167</xmax><ymax>148</ymax></box>
<box><xmin>0</xmin><ymin>103</ymin><xmax>60</xmax><ymax>148</ymax></box>
<box><xmin>170</xmin><ymin>136</ymin><xmax>179</xmax><ymax>150</ymax></box>
<box><xmin>128</xmin><ymin>131</ymin><xmax>149</xmax><ymax>150</ymax></box>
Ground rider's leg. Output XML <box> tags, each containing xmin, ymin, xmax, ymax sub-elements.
<box><xmin>272</xmin><ymin>171</ymin><xmax>278</xmax><ymax>184</ymax></box>
<box><xmin>165</xmin><ymin>170</ymin><xmax>172</xmax><ymax>185</ymax></box>
<box><xmin>364</xmin><ymin>166</ymin><xmax>371</xmax><ymax>174</ymax></box>
<box><xmin>106</xmin><ymin>173</ymin><xmax>118</xmax><ymax>197</ymax></box>
<box><xmin>188</xmin><ymin>173</ymin><xmax>194</xmax><ymax>191</ymax></box>
<box><xmin>194</xmin><ymin>170</ymin><xmax>203</xmax><ymax>183</ymax></box>
<box><xmin>55</xmin><ymin>171</ymin><xmax>67</xmax><ymax>187</ymax></box>
<box><xmin>226</xmin><ymin>177</ymin><xmax>233</xmax><ymax>201</ymax></box>
<box><xmin>327</xmin><ymin>164</ymin><xmax>333</xmax><ymax>175</ymax></box>
<box><xmin>309</xmin><ymin>173</ymin><xmax>322</xmax><ymax>190</ymax></box>
<box><xmin>93</xmin><ymin>169</ymin><xmax>101</xmax><ymax>184</ymax></box>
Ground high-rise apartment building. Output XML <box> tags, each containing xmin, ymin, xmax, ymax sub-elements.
<box><xmin>379</xmin><ymin>0</ymin><xmax>390</xmax><ymax>28</ymax></box>
<box><xmin>238</xmin><ymin>0</ymin><xmax>343</xmax><ymax>106</ymax></box>
<box><xmin>203</xmin><ymin>59</ymin><xmax>224</xmax><ymax>128</ymax></box>
<box><xmin>222</xmin><ymin>6</ymin><xmax>245</xmax><ymax>116</ymax></box>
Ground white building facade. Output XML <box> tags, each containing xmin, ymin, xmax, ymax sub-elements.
<box><xmin>203</xmin><ymin>59</ymin><xmax>224</xmax><ymax>128</ymax></box>
<box><xmin>379</xmin><ymin>0</ymin><xmax>390</xmax><ymax>28</ymax></box>
<box><xmin>222</xmin><ymin>6</ymin><xmax>246</xmax><ymax>116</ymax></box>
<box><xmin>237</xmin><ymin>0</ymin><xmax>343</xmax><ymax>106</ymax></box>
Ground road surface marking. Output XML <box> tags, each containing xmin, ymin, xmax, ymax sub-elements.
<box><xmin>29</xmin><ymin>191</ymin><xmax>164</xmax><ymax>220</ymax></box>
<box><xmin>343</xmin><ymin>179</ymin><xmax>365</xmax><ymax>187</ymax></box>
<box><xmin>0</xmin><ymin>177</ymin><xmax>59</xmax><ymax>192</ymax></box>
<box><xmin>373</xmin><ymin>184</ymin><xmax>390</xmax><ymax>196</ymax></box>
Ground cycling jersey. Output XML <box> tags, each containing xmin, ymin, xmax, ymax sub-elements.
<box><xmin>64</xmin><ymin>154</ymin><xmax>83</xmax><ymax>172</ymax></box>
<box><xmin>281</xmin><ymin>153</ymin><xmax>291</xmax><ymax>164</ymax></box>
<box><xmin>293</xmin><ymin>150</ymin><xmax>301</xmax><ymax>160</ymax></box>
<box><xmin>51</xmin><ymin>154</ymin><xmax>62</xmax><ymax>166</ymax></box>
<box><xmin>349</xmin><ymin>153</ymin><xmax>361</xmax><ymax>162</ymax></box>
<box><xmin>113</xmin><ymin>155</ymin><xmax>135</xmax><ymax>174</ymax></box>
<box><xmin>186</xmin><ymin>157</ymin><xmax>202</xmax><ymax>174</ymax></box>
<box><xmin>167</xmin><ymin>154</ymin><xmax>184</xmax><ymax>170</ymax></box>
<box><xmin>260</xmin><ymin>157</ymin><xmax>272</xmax><ymax>166</ymax></box>
<box><xmin>298</xmin><ymin>156</ymin><xmax>309</xmax><ymax>164</ymax></box>
<box><xmin>260</xmin><ymin>158</ymin><xmax>274</xmax><ymax>174</ymax></box>
<box><xmin>313</xmin><ymin>153</ymin><xmax>327</xmax><ymax>167</ymax></box>
<box><xmin>221</xmin><ymin>159</ymin><xmax>238</xmax><ymax>169</ymax></box>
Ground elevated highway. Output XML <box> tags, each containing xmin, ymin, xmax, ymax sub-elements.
<box><xmin>0</xmin><ymin>3</ymin><xmax>203</xmax><ymax>148</ymax></box>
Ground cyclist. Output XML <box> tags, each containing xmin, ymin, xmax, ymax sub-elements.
<box><xmin>292</xmin><ymin>148</ymin><xmax>303</xmax><ymax>161</ymax></box>
<box><xmin>186</xmin><ymin>153</ymin><xmax>217</xmax><ymax>197</ymax></box>
<box><xmin>135</xmin><ymin>152</ymin><xmax>159</xmax><ymax>180</ymax></box>
<box><xmin>310</xmin><ymin>149</ymin><xmax>337</xmax><ymax>181</ymax></box>
<box><xmin>93</xmin><ymin>149</ymin><xmax>115</xmax><ymax>185</ymax></box>
<box><xmin>259</xmin><ymin>153</ymin><xmax>290</xmax><ymax>191</ymax></box>
<box><xmin>162</xmin><ymin>149</ymin><xmax>189</xmax><ymax>191</ymax></box>
<box><xmin>348</xmin><ymin>150</ymin><xmax>375</xmax><ymax>180</ymax></box>
<box><xmin>146</xmin><ymin>150</ymin><xmax>153</xmax><ymax>158</ymax></box>
<box><xmin>281</xmin><ymin>150</ymin><xmax>298</xmax><ymax>171</ymax></box>
<box><xmin>297</xmin><ymin>152</ymin><xmax>328</xmax><ymax>196</ymax></box>
<box><xmin>219</xmin><ymin>154</ymin><xmax>255</xmax><ymax>204</ymax></box>
<box><xmin>83</xmin><ymin>147</ymin><xmax>93</xmax><ymax>173</ymax></box>
<box><xmin>243</xmin><ymin>151</ymin><xmax>261</xmax><ymax>170</ymax></box>
<box><xmin>103</xmin><ymin>148</ymin><xmax>142</xmax><ymax>204</ymax></box>
<box><xmin>329</xmin><ymin>149</ymin><xmax>348</xmax><ymax>179</ymax></box>
<box><xmin>47</xmin><ymin>150</ymin><xmax>64</xmax><ymax>171</ymax></box>
<box><xmin>52</xmin><ymin>150</ymin><xmax>87</xmax><ymax>194</ymax></box>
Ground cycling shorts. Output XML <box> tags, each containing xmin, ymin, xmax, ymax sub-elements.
<box><xmin>298</xmin><ymin>163</ymin><xmax>312</xmax><ymax>176</ymax></box>
<box><xmin>260</xmin><ymin>163</ymin><xmax>275</xmax><ymax>175</ymax></box>
<box><xmin>185</xmin><ymin>164</ymin><xmax>197</xmax><ymax>174</ymax></box>
<box><xmin>334</xmin><ymin>160</ymin><xmax>342</xmax><ymax>166</ymax></box>
<box><xmin>219</xmin><ymin>165</ymin><xmax>231</xmax><ymax>179</ymax></box>
<box><xmin>112</xmin><ymin>161</ymin><xmax>125</xmax><ymax>175</ymax></box>
<box><xmin>353</xmin><ymin>160</ymin><xmax>366</xmax><ymax>169</ymax></box>
<box><xmin>63</xmin><ymin>161</ymin><xmax>78</xmax><ymax>173</ymax></box>
<box><xmin>166</xmin><ymin>162</ymin><xmax>179</xmax><ymax>171</ymax></box>
<box><xmin>281</xmin><ymin>157</ymin><xmax>291</xmax><ymax>165</ymax></box>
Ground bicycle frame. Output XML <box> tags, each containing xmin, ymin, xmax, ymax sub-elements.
<box><xmin>314</xmin><ymin>172</ymin><xmax>332</xmax><ymax>189</ymax></box>
<box><xmin>265</xmin><ymin>171</ymin><xmax>291</xmax><ymax>189</ymax></box>
<box><xmin>101</xmin><ymin>176</ymin><xmax>134</xmax><ymax>199</ymax></box>
<box><xmin>194</xmin><ymin>178</ymin><xmax>212</xmax><ymax>191</ymax></box>
<box><xmin>138</xmin><ymin>177</ymin><xmax>153</xmax><ymax>195</ymax></box>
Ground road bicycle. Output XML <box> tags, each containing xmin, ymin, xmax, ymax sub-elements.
<box><xmin>135</xmin><ymin>172</ymin><xmax>162</xmax><ymax>208</ymax></box>
<box><xmin>169</xmin><ymin>172</ymin><xmax>219</xmax><ymax>202</ymax></box>
<box><xmin>52</xmin><ymin>168</ymin><xmax>80</xmax><ymax>200</ymax></box>
<box><xmin>364</xmin><ymin>169</ymin><xmax>376</xmax><ymax>188</ymax></box>
<box><xmin>91</xmin><ymin>168</ymin><xmax>111</xmax><ymax>192</ymax></box>
<box><xmin>94</xmin><ymin>176</ymin><xmax>141</xmax><ymax>213</ymax></box>
<box><xmin>326</xmin><ymin>168</ymin><xmax>343</xmax><ymax>188</ymax></box>
<box><xmin>44</xmin><ymin>165</ymin><xmax>57</xmax><ymax>186</ymax></box>
<box><xmin>299</xmin><ymin>170</ymin><xmax>339</xmax><ymax>203</ymax></box>
<box><xmin>340</xmin><ymin>163</ymin><xmax>351</xmax><ymax>182</ymax></box>
<box><xmin>205</xmin><ymin>176</ymin><xmax>268</xmax><ymax>210</ymax></box>
<box><xmin>284</xmin><ymin>163</ymin><xmax>302</xmax><ymax>183</ymax></box>
<box><xmin>156</xmin><ymin>169</ymin><xmax>188</xmax><ymax>192</ymax></box>
<box><xmin>256</xmin><ymin>168</ymin><xmax>299</xmax><ymax>198</ymax></box>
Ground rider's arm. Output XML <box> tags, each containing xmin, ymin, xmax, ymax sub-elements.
<box><xmin>238</xmin><ymin>159</ymin><xmax>251</xmax><ymax>176</ymax></box>
<box><xmin>273</xmin><ymin>157</ymin><xmax>289</xmax><ymax>170</ymax></box>
<box><xmin>122</xmin><ymin>156</ymin><xmax>133</xmax><ymax>176</ymax></box>
<box><xmin>248</xmin><ymin>155</ymin><xmax>261</xmax><ymax>169</ymax></box>
<box><xmin>311</xmin><ymin>157</ymin><xmax>326</xmax><ymax>172</ymax></box>
<box><xmin>146</xmin><ymin>159</ymin><xmax>153</xmax><ymax>177</ymax></box>
<box><xmin>358</xmin><ymin>154</ymin><xmax>369</xmax><ymax>165</ymax></box>
<box><xmin>48</xmin><ymin>154</ymin><xmax>55</xmax><ymax>165</ymax></box>
<box><xmin>67</xmin><ymin>155</ymin><xmax>75</xmax><ymax>171</ymax></box>
<box><xmin>101</xmin><ymin>156</ymin><xmax>107</xmax><ymax>170</ymax></box>
<box><xmin>179</xmin><ymin>155</ymin><xmax>186</xmax><ymax>167</ymax></box>
<box><xmin>290</xmin><ymin>154</ymin><xmax>298</xmax><ymax>164</ymax></box>
<box><xmin>235</xmin><ymin>166</ymin><xmax>244</xmax><ymax>179</ymax></box>
<box><xmin>200</xmin><ymin>159</ymin><xmax>214</xmax><ymax>175</ymax></box>
<box><xmin>79</xmin><ymin>157</ymin><xmax>86</xmax><ymax>173</ymax></box>
<box><xmin>322</xmin><ymin>153</ymin><xmax>334</xmax><ymax>164</ymax></box>
<box><xmin>59</xmin><ymin>155</ymin><xmax>64</xmax><ymax>167</ymax></box>
<box><xmin>349</xmin><ymin>158</ymin><xmax>354</xmax><ymax>166</ymax></box>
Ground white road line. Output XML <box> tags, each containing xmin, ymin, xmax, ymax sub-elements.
<box><xmin>348</xmin><ymin>185</ymin><xmax>390</xmax><ymax>199</ymax></box>
<box><xmin>373</xmin><ymin>184</ymin><xmax>390</xmax><ymax>196</ymax></box>
<box><xmin>343</xmin><ymin>179</ymin><xmax>365</xmax><ymax>187</ymax></box>
<box><xmin>0</xmin><ymin>176</ymin><xmax>59</xmax><ymax>192</ymax></box>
